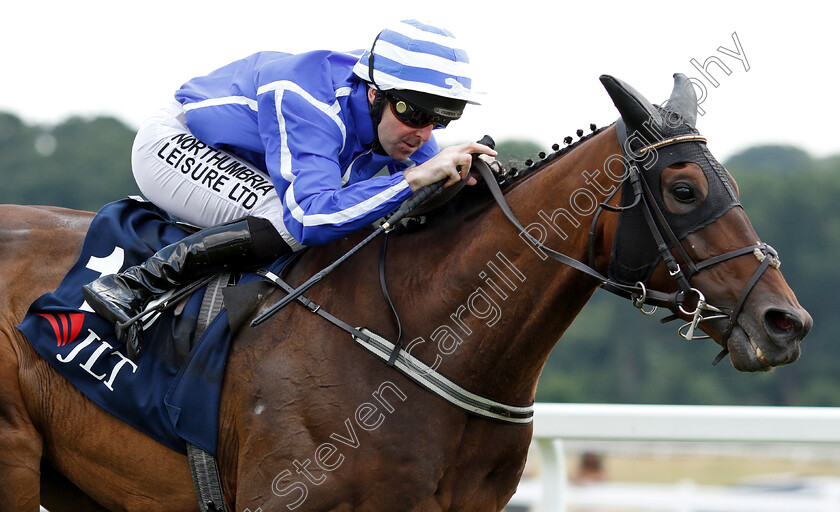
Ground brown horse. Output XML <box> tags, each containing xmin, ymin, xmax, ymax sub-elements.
<box><xmin>0</xmin><ymin>74</ymin><xmax>811</xmax><ymax>511</ymax></box>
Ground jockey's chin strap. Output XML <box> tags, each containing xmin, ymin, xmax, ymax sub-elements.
<box><xmin>470</xmin><ymin>142</ymin><xmax>780</xmax><ymax>366</ymax></box>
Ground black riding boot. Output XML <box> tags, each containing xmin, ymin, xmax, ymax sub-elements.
<box><xmin>82</xmin><ymin>216</ymin><xmax>290</xmax><ymax>359</ymax></box>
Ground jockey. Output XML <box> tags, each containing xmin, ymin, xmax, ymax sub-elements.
<box><xmin>82</xmin><ymin>19</ymin><xmax>495</xmax><ymax>359</ymax></box>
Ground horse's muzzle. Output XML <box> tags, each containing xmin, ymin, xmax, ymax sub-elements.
<box><xmin>763</xmin><ymin>307</ymin><xmax>812</xmax><ymax>347</ymax></box>
<box><xmin>727</xmin><ymin>306</ymin><xmax>811</xmax><ymax>372</ymax></box>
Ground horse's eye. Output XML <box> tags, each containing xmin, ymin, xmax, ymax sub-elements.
<box><xmin>672</xmin><ymin>185</ymin><xmax>695</xmax><ymax>203</ymax></box>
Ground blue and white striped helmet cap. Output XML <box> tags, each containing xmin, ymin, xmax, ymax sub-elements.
<box><xmin>353</xmin><ymin>19</ymin><xmax>481</xmax><ymax>105</ymax></box>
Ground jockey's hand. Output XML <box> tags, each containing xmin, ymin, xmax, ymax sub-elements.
<box><xmin>478</xmin><ymin>153</ymin><xmax>498</xmax><ymax>166</ymax></box>
<box><xmin>404</xmin><ymin>142</ymin><xmax>497</xmax><ymax>192</ymax></box>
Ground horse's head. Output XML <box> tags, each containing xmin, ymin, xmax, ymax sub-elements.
<box><xmin>600</xmin><ymin>73</ymin><xmax>812</xmax><ymax>371</ymax></box>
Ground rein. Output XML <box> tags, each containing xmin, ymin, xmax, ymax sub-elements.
<box><xmin>612</xmin><ymin>135</ymin><xmax>780</xmax><ymax>364</ymax></box>
<box><xmin>476</xmin><ymin>134</ymin><xmax>781</xmax><ymax>366</ymax></box>
<box><xmin>250</xmin><ymin>133</ymin><xmax>779</xmax><ymax>425</ymax></box>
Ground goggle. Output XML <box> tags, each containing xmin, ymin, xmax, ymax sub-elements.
<box><xmin>384</xmin><ymin>92</ymin><xmax>451</xmax><ymax>129</ymax></box>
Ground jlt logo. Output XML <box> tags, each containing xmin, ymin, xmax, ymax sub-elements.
<box><xmin>38</xmin><ymin>312</ymin><xmax>85</xmax><ymax>346</ymax></box>
<box><xmin>54</xmin><ymin>328</ymin><xmax>138</xmax><ymax>392</ymax></box>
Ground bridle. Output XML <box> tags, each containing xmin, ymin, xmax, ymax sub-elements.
<box><xmin>608</xmin><ymin>134</ymin><xmax>780</xmax><ymax>364</ymax></box>
<box><xmin>477</xmin><ymin>132</ymin><xmax>781</xmax><ymax>366</ymax></box>
<box><xmin>250</xmin><ymin>131</ymin><xmax>782</xmax><ymax>426</ymax></box>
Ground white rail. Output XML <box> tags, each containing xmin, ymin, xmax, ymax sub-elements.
<box><xmin>513</xmin><ymin>403</ymin><xmax>840</xmax><ymax>512</ymax></box>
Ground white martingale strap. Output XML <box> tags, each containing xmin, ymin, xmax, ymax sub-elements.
<box><xmin>352</xmin><ymin>328</ymin><xmax>534</xmax><ymax>424</ymax></box>
<box><xmin>257</xmin><ymin>269</ymin><xmax>534</xmax><ymax>424</ymax></box>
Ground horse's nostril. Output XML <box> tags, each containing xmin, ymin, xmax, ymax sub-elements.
<box><xmin>764</xmin><ymin>309</ymin><xmax>811</xmax><ymax>342</ymax></box>
<box><xmin>767</xmin><ymin>310</ymin><xmax>793</xmax><ymax>331</ymax></box>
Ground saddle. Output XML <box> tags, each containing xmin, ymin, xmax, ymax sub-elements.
<box><xmin>16</xmin><ymin>197</ymin><xmax>295</xmax><ymax>457</ymax></box>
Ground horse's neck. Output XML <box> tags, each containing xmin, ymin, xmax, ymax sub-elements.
<box><xmin>397</xmin><ymin>127</ymin><xmax>620</xmax><ymax>405</ymax></box>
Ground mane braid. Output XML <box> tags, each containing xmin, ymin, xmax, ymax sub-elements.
<box><xmin>507</xmin><ymin>124</ymin><xmax>609</xmax><ymax>186</ymax></box>
<box><xmin>412</xmin><ymin>123</ymin><xmax>611</xmax><ymax>227</ymax></box>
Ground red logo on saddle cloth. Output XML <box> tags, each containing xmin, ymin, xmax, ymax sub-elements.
<box><xmin>38</xmin><ymin>313</ymin><xmax>85</xmax><ymax>347</ymax></box>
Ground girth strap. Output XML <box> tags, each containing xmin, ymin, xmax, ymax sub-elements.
<box><xmin>188</xmin><ymin>274</ymin><xmax>230</xmax><ymax>512</ymax></box>
<box><xmin>187</xmin><ymin>444</ymin><xmax>228</xmax><ymax>512</ymax></box>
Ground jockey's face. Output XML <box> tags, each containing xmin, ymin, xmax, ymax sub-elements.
<box><xmin>368</xmin><ymin>87</ymin><xmax>434</xmax><ymax>161</ymax></box>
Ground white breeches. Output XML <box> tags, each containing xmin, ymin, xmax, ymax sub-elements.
<box><xmin>130</xmin><ymin>101</ymin><xmax>302</xmax><ymax>251</ymax></box>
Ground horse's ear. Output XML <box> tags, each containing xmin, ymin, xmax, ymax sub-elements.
<box><xmin>665</xmin><ymin>73</ymin><xmax>698</xmax><ymax>127</ymax></box>
<box><xmin>600</xmin><ymin>74</ymin><xmax>663</xmax><ymax>134</ymax></box>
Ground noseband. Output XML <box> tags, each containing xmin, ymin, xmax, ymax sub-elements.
<box><xmin>477</xmin><ymin>132</ymin><xmax>781</xmax><ymax>366</ymax></box>
<box><xmin>601</xmin><ymin>134</ymin><xmax>780</xmax><ymax>364</ymax></box>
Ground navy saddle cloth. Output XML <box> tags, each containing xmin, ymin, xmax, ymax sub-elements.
<box><xmin>16</xmin><ymin>198</ymin><xmax>292</xmax><ymax>455</ymax></box>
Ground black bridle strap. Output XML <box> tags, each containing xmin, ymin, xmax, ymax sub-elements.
<box><xmin>609</xmin><ymin>146</ymin><xmax>779</xmax><ymax>350</ymax></box>
<box><xmin>478</xmin><ymin>163</ymin><xmax>612</xmax><ymax>274</ymax></box>
<box><xmin>640</xmin><ymin>170</ymin><xmax>704</xmax><ymax>276</ymax></box>
<box><xmin>476</xmin><ymin>156</ymin><xmax>780</xmax><ymax>365</ymax></box>
<box><xmin>473</xmin><ymin>160</ymin><xmax>680</xmax><ymax>309</ymax></box>
<box><xmin>695</xmin><ymin>245</ymin><xmax>768</xmax><ymax>271</ymax></box>
<box><xmin>475</xmin><ymin>161</ymin><xmax>610</xmax><ymax>283</ymax></box>
<box><xmin>711</xmin><ymin>256</ymin><xmax>771</xmax><ymax>365</ymax></box>
<box><xmin>726</xmin><ymin>256</ymin><xmax>772</xmax><ymax>340</ymax></box>
<box><xmin>635</xmin><ymin>159</ymin><xmax>779</xmax><ymax>360</ymax></box>
<box><xmin>587</xmin><ymin>183</ymin><xmax>623</xmax><ymax>268</ymax></box>
<box><xmin>710</xmin><ymin>244</ymin><xmax>777</xmax><ymax>365</ymax></box>
<box><xmin>635</xmin><ymin>168</ymin><xmax>695</xmax><ymax>293</ymax></box>
<box><xmin>379</xmin><ymin>233</ymin><xmax>404</xmax><ymax>366</ymax></box>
